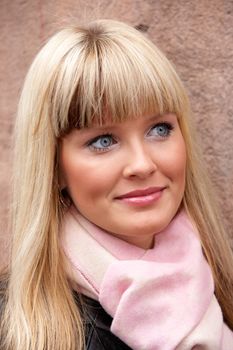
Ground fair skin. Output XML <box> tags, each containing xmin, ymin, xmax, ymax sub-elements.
<box><xmin>60</xmin><ymin>113</ymin><xmax>186</xmax><ymax>249</ymax></box>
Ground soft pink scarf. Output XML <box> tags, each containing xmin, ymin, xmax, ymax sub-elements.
<box><xmin>61</xmin><ymin>206</ymin><xmax>233</xmax><ymax>350</ymax></box>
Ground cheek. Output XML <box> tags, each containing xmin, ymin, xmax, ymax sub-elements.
<box><xmin>60</xmin><ymin>153</ymin><xmax>113</xmax><ymax>201</ymax></box>
<box><xmin>59</xmin><ymin>148</ymin><xmax>84</xmax><ymax>197</ymax></box>
<box><xmin>175</xmin><ymin>142</ymin><xmax>186</xmax><ymax>186</ymax></box>
<box><xmin>165</xmin><ymin>138</ymin><xmax>186</xmax><ymax>183</ymax></box>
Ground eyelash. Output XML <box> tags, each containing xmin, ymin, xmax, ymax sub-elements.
<box><xmin>86</xmin><ymin>122</ymin><xmax>174</xmax><ymax>153</ymax></box>
<box><xmin>87</xmin><ymin>133</ymin><xmax>116</xmax><ymax>153</ymax></box>
<box><xmin>147</xmin><ymin>122</ymin><xmax>174</xmax><ymax>138</ymax></box>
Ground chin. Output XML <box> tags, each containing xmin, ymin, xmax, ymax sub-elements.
<box><xmin>122</xmin><ymin>221</ymin><xmax>167</xmax><ymax>237</ymax></box>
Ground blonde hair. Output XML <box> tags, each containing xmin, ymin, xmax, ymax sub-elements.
<box><xmin>1</xmin><ymin>19</ymin><xmax>233</xmax><ymax>349</ymax></box>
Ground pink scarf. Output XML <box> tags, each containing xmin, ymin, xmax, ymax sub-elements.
<box><xmin>61</xmin><ymin>206</ymin><xmax>233</xmax><ymax>350</ymax></box>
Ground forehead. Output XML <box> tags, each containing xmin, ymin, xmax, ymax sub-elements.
<box><xmin>88</xmin><ymin>112</ymin><xmax>138</xmax><ymax>127</ymax></box>
<box><xmin>79</xmin><ymin>105</ymin><xmax>164</xmax><ymax>128</ymax></box>
<box><xmin>91</xmin><ymin>112</ymin><xmax>163</xmax><ymax>126</ymax></box>
<box><xmin>65</xmin><ymin>113</ymin><xmax>178</xmax><ymax>140</ymax></box>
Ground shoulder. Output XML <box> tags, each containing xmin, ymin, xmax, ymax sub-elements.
<box><xmin>75</xmin><ymin>293</ymin><xmax>132</xmax><ymax>350</ymax></box>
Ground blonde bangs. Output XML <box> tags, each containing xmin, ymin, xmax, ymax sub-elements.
<box><xmin>49</xmin><ymin>21</ymin><xmax>189</xmax><ymax>136</ymax></box>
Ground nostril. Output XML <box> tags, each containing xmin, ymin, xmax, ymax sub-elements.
<box><xmin>123</xmin><ymin>157</ymin><xmax>157</xmax><ymax>179</ymax></box>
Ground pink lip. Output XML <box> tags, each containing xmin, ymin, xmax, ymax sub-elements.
<box><xmin>115</xmin><ymin>187</ymin><xmax>166</xmax><ymax>206</ymax></box>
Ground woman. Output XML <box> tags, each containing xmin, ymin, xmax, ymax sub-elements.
<box><xmin>0</xmin><ymin>19</ymin><xmax>233</xmax><ymax>350</ymax></box>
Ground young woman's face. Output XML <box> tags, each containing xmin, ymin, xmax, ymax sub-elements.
<box><xmin>60</xmin><ymin>113</ymin><xmax>186</xmax><ymax>249</ymax></box>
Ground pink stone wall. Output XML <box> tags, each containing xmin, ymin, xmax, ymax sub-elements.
<box><xmin>1</xmin><ymin>0</ymin><xmax>233</xmax><ymax>265</ymax></box>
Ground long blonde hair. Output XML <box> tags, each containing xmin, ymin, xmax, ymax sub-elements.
<box><xmin>1</xmin><ymin>19</ymin><xmax>233</xmax><ymax>350</ymax></box>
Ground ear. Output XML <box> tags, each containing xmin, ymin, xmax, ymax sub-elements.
<box><xmin>58</xmin><ymin>168</ymin><xmax>67</xmax><ymax>190</ymax></box>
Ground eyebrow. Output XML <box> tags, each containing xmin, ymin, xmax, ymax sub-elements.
<box><xmin>80</xmin><ymin>114</ymin><xmax>162</xmax><ymax>133</ymax></box>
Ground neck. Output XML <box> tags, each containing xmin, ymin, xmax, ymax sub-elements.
<box><xmin>109</xmin><ymin>231</ymin><xmax>155</xmax><ymax>249</ymax></box>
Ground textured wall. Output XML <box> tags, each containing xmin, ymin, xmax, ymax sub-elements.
<box><xmin>1</xmin><ymin>0</ymin><xmax>233</xmax><ymax>265</ymax></box>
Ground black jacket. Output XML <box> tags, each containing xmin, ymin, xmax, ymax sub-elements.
<box><xmin>78</xmin><ymin>294</ymin><xmax>132</xmax><ymax>350</ymax></box>
<box><xmin>0</xmin><ymin>280</ymin><xmax>131</xmax><ymax>350</ymax></box>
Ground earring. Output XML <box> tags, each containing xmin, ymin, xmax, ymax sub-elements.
<box><xmin>59</xmin><ymin>188</ymin><xmax>70</xmax><ymax>208</ymax></box>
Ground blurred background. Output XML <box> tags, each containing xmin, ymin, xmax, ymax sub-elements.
<box><xmin>1</xmin><ymin>0</ymin><xmax>233</xmax><ymax>266</ymax></box>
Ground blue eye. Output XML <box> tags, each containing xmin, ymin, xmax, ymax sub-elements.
<box><xmin>88</xmin><ymin>134</ymin><xmax>116</xmax><ymax>151</ymax></box>
<box><xmin>148</xmin><ymin>123</ymin><xmax>173</xmax><ymax>138</ymax></box>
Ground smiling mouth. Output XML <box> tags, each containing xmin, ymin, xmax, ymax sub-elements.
<box><xmin>115</xmin><ymin>187</ymin><xmax>166</xmax><ymax>206</ymax></box>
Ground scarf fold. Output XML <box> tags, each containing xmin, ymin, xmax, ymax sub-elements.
<box><xmin>61</xmin><ymin>206</ymin><xmax>233</xmax><ymax>350</ymax></box>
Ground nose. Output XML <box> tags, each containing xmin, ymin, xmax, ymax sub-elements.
<box><xmin>123</xmin><ymin>143</ymin><xmax>157</xmax><ymax>179</ymax></box>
